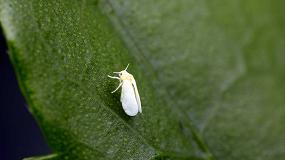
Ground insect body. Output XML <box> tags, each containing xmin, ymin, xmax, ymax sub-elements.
<box><xmin>108</xmin><ymin>64</ymin><xmax>142</xmax><ymax>116</ymax></box>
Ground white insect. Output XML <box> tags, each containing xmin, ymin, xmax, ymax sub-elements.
<box><xmin>108</xmin><ymin>64</ymin><xmax>142</xmax><ymax>116</ymax></box>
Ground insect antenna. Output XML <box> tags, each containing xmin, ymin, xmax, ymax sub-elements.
<box><xmin>113</xmin><ymin>72</ymin><xmax>120</xmax><ymax>74</ymax></box>
<box><xmin>124</xmin><ymin>64</ymin><xmax>130</xmax><ymax>71</ymax></box>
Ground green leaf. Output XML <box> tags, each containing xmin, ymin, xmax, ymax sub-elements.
<box><xmin>1</xmin><ymin>0</ymin><xmax>285</xmax><ymax>160</ymax></box>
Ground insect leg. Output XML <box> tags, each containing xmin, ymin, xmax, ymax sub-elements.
<box><xmin>108</xmin><ymin>75</ymin><xmax>120</xmax><ymax>80</ymax></box>
<box><xmin>111</xmin><ymin>82</ymin><xmax>123</xmax><ymax>93</ymax></box>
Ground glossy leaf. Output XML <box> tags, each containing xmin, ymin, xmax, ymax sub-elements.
<box><xmin>0</xmin><ymin>0</ymin><xmax>284</xmax><ymax>160</ymax></box>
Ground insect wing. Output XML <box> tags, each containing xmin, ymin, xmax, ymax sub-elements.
<box><xmin>120</xmin><ymin>80</ymin><xmax>139</xmax><ymax>116</ymax></box>
<box><xmin>131</xmin><ymin>79</ymin><xmax>142</xmax><ymax>113</ymax></box>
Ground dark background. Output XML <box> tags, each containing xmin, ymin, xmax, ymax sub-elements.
<box><xmin>0</xmin><ymin>29</ymin><xmax>51</xmax><ymax>159</ymax></box>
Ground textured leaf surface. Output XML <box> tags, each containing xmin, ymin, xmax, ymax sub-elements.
<box><xmin>1</xmin><ymin>0</ymin><xmax>285</xmax><ymax>160</ymax></box>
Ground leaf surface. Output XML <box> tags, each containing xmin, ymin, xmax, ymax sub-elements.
<box><xmin>1</xmin><ymin>0</ymin><xmax>285</xmax><ymax>159</ymax></box>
